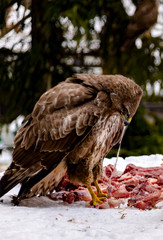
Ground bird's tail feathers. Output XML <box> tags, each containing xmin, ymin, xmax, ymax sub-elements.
<box><xmin>0</xmin><ymin>162</ymin><xmax>34</xmax><ymax>199</ymax></box>
<box><xmin>25</xmin><ymin>159</ymin><xmax>67</xmax><ymax>198</ymax></box>
<box><xmin>0</xmin><ymin>167</ymin><xmax>21</xmax><ymax>198</ymax></box>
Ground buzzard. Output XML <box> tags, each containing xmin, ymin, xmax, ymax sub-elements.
<box><xmin>0</xmin><ymin>74</ymin><xmax>142</xmax><ymax>206</ymax></box>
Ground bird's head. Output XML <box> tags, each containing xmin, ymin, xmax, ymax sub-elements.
<box><xmin>109</xmin><ymin>75</ymin><xmax>143</xmax><ymax>125</ymax></box>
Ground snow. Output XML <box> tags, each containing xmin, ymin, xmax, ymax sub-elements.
<box><xmin>0</xmin><ymin>149</ymin><xmax>12</xmax><ymax>165</ymax></box>
<box><xmin>0</xmin><ymin>154</ymin><xmax>163</xmax><ymax>240</ymax></box>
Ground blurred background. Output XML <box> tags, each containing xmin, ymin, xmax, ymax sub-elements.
<box><xmin>0</xmin><ymin>0</ymin><xmax>163</xmax><ymax>166</ymax></box>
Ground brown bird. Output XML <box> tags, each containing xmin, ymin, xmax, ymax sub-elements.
<box><xmin>0</xmin><ymin>74</ymin><xmax>142</xmax><ymax>206</ymax></box>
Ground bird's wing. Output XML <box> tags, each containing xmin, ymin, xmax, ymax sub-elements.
<box><xmin>0</xmin><ymin>80</ymin><xmax>101</xmax><ymax>197</ymax></box>
<box><xmin>14</xmin><ymin>81</ymin><xmax>99</xmax><ymax>152</ymax></box>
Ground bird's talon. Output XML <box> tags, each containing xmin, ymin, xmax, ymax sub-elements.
<box><xmin>93</xmin><ymin>180</ymin><xmax>107</xmax><ymax>199</ymax></box>
<box><xmin>98</xmin><ymin>196</ymin><xmax>107</xmax><ymax>201</ymax></box>
<box><xmin>97</xmin><ymin>192</ymin><xmax>107</xmax><ymax>199</ymax></box>
<box><xmin>90</xmin><ymin>196</ymin><xmax>103</xmax><ymax>207</ymax></box>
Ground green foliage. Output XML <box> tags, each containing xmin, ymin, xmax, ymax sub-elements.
<box><xmin>109</xmin><ymin>106</ymin><xmax>163</xmax><ymax>157</ymax></box>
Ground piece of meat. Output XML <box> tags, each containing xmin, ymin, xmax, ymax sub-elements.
<box><xmin>48</xmin><ymin>184</ymin><xmax>108</xmax><ymax>204</ymax></box>
<box><xmin>98</xmin><ymin>198</ymin><xmax>126</xmax><ymax>209</ymax></box>
<box><xmin>158</xmin><ymin>175</ymin><xmax>163</xmax><ymax>185</ymax></box>
<box><xmin>123</xmin><ymin>164</ymin><xmax>163</xmax><ymax>179</ymax></box>
<box><xmin>110</xmin><ymin>184</ymin><xmax>130</xmax><ymax>198</ymax></box>
<box><xmin>128</xmin><ymin>190</ymin><xmax>163</xmax><ymax>210</ymax></box>
<box><xmin>47</xmin><ymin>163</ymin><xmax>163</xmax><ymax>210</ymax></box>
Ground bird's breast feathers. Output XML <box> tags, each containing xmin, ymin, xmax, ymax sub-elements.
<box><xmin>87</xmin><ymin>113</ymin><xmax>123</xmax><ymax>166</ymax></box>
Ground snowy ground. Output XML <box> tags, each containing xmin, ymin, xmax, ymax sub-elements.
<box><xmin>0</xmin><ymin>154</ymin><xmax>163</xmax><ymax>240</ymax></box>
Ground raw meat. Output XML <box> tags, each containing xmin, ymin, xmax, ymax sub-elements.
<box><xmin>48</xmin><ymin>163</ymin><xmax>163</xmax><ymax>210</ymax></box>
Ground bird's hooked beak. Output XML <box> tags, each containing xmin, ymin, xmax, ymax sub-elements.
<box><xmin>124</xmin><ymin>118</ymin><xmax>132</xmax><ymax>126</ymax></box>
<box><xmin>121</xmin><ymin>113</ymin><xmax>132</xmax><ymax>126</ymax></box>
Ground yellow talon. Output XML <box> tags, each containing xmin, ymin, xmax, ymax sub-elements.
<box><xmin>87</xmin><ymin>185</ymin><xmax>101</xmax><ymax>206</ymax></box>
<box><xmin>87</xmin><ymin>181</ymin><xmax>107</xmax><ymax>207</ymax></box>
<box><xmin>98</xmin><ymin>193</ymin><xmax>107</xmax><ymax>198</ymax></box>
<box><xmin>90</xmin><ymin>196</ymin><xmax>103</xmax><ymax>206</ymax></box>
<box><xmin>94</xmin><ymin>180</ymin><xmax>107</xmax><ymax>199</ymax></box>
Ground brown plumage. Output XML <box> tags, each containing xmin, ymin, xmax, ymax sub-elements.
<box><xmin>0</xmin><ymin>74</ymin><xmax>143</xmax><ymax>206</ymax></box>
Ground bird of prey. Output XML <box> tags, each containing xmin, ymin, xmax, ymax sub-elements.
<box><xmin>0</xmin><ymin>74</ymin><xmax>143</xmax><ymax>206</ymax></box>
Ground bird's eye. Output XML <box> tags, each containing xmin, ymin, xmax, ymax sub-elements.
<box><xmin>121</xmin><ymin>105</ymin><xmax>129</xmax><ymax>119</ymax></box>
